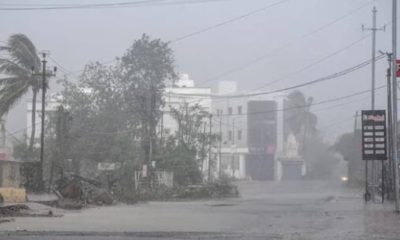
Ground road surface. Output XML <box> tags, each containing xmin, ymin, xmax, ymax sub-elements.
<box><xmin>1</xmin><ymin>180</ymin><xmax>400</xmax><ymax>239</ymax></box>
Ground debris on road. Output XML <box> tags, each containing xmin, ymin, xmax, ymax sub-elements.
<box><xmin>174</xmin><ymin>180</ymin><xmax>239</xmax><ymax>199</ymax></box>
<box><xmin>0</xmin><ymin>203</ymin><xmax>62</xmax><ymax>218</ymax></box>
<box><xmin>55</xmin><ymin>174</ymin><xmax>114</xmax><ymax>208</ymax></box>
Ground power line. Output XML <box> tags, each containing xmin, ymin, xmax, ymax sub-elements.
<box><xmin>48</xmin><ymin>56</ymin><xmax>72</xmax><ymax>75</ymax></box>
<box><xmin>214</xmin><ymin>84</ymin><xmax>386</xmax><ymax>117</ymax></box>
<box><xmin>212</xmin><ymin>88</ymin><xmax>384</xmax><ymax>129</ymax></box>
<box><xmin>196</xmin><ymin>0</ymin><xmax>376</xmax><ymax>86</ymax></box>
<box><xmin>0</xmin><ymin>0</ymin><xmax>232</xmax><ymax>11</ymax></box>
<box><xmin>57</xmin><ymin>0</ymin><xmax>374</xmax><ymax>79</ymax></box>
<box><xmin>169</xmin><ymin>55</ymin><xmax>385</xmax><ymax>99</ymax></box>
<box><xmin>169</xmin><ymin>0</ymin><xmax>289</xmax><ymax>43</ymax></box>
<box><xmin>0</xmin><ymin>0</ymin><xmax>160</xmax><ymax>10</ymax></box>
<box><xmin>58</xmin><ymin>0</ymin><xmax>289</xmax><ymax>76</ymax></box>
<box><xmin>254</xmin><ymin>34</ymin><xmax>371</xmax><ymax>90</ymax></box>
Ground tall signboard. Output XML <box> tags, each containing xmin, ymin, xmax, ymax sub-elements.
<box><xmin>246</xmin><ymin>100</ymin><xmax>277</xmax><ymax>180</ymax></box>
<box><xmin>361</xmin><ymin>110</ymin><xmax>387</xmax><ymax>160</ymax></box>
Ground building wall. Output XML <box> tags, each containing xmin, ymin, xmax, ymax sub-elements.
<box><xmin>162</xmin><ymin>74</ymin><xmax>212</xmax><ymax>178</ymax></box>
<box><xmin>0</xmin><ymin>161</ymin><xmax>21</xmax><ymax>188</ymax></box>
<box><xmin>163</xmin><ymin>86</ymin><xmax>211</xmax><ymax>135</ymax></box>
<box><xmin>212</xmin><ymin>82</ymin><xmax>284</xmax><ymax>180</ymax></box>
<box><xmin>213</xmin><ymin>96</ymin><xmax>248</xmax><ymax>179</ymax></box>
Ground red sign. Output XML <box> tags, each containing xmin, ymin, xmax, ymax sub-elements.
<box><xmin>0</xmin><ymin>153</ymin><xmax>7</xmax><ymax>161</ymax></box>
<box><xmin>396</xmin><ymin>60</ymin><xmax>400</xmax><ymax>78</ymax></box>
<box><xmin>266</xmin><ymin>144</ymin><xmax>276</xmax><ymax>155</ymax></box>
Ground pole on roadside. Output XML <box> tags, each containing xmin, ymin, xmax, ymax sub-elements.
<box><xmin>231</xmin><ymin>119</ymin><xmax>235</xmax><ymax>178</ymax></box>
<box><xmin>208</xmin><ymin>114</ymin><xmax>212</xmax><ymax>182</ymax></box>
<box><xmin>391</xmin><ymin>0</ymin><xmax>400</xmax><ymax>213</ymax></box>
<box><xmin>386</xmin><ymin>61</ymin><xmax>393</xmax><ymax>202</ymax></box>
<box><xmin>39</xmin><ymin>53</ymin><xmax>47</xmax><ymax>192</ymax></box>
<box><xmin>32</xmin><ymin>52</ymin><xmax>57</xmax><ymax>192</ymax></box>
<box><xmin>218</xmin><ymin>115</ymin><xmax>222</xmax><ymax>178</ymax></box>
<box><xmin>362</xmin><ymin>6</ymin><xmax>386</xmax><ymax>201</ymax></box>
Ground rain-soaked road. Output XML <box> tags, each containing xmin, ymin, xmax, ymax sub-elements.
<box><xmin>2</xmin><ymin>180</ymin><xmax>400</xmax><ymax>240</ymax></box>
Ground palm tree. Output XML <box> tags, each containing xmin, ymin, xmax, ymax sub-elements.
<box><xmin>0</xmin><ymin>34</ymin><xmax>41</xmax><ymax>150</ymax></box>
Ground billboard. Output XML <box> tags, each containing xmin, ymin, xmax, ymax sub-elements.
<box><xmin>361</xmin><ymin>110</ymin><xmax>387</xmax><ymax>160</ymax></box>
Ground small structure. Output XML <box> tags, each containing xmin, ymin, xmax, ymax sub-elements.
<box><xmin>0</xmin><ymin>119</ymin><xmax>25</xmax><ymax>202</ymax></box>
<box><xmin>277</xmin><ymin>133</ymin><xmax>305</xmax><ymax>181</ymax></box>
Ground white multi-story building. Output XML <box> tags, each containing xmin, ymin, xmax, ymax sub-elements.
<box><xmin>162</xmin><ymin>74</ymin><xmax>212</xmax><ymax>136</ymax></box>
<box><xmin>212</xmin><ymin>82</ymin><xmax>285</xmax><ymax>180</ymax></box>
<box><xmin>162</xmin><ymin>74</ymin><xmax>212</xmax><ymax>176</ymax></box>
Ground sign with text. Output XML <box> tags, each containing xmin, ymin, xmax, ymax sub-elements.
<box><xmin>396</xmin><ymin>59</ymin><xmax>400</xmax><ymax>77</ymax></box>
<box><xmin>361</xmin><ymin>110</ymin><xmax>387</xmax><ymax>160</ymax></box>
<box><xmin>97</xmin><ymin>162</ymin><xmax>121</xmax><ymax>171</ymax></box>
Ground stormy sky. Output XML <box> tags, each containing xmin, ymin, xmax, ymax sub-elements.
<box><xmin>0</xmin><ymin>0</ymin><xmax>394</xmax><ymax>142</ymax></box>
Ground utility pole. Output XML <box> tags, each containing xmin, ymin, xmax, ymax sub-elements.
<box><xmin>362</xmin><ymin>6</ymin><xmax>385</xmax><ymax>110</ymax></box>
<box><xmin>391</xmin><ymin>0</ymin><xmax>400</xmax><ymax>213</ymax></box>
<box><xmin>362</xmin><ymin>6</ymin><xmax>385</xmax><ymax>200</ymax></box>
<box><xmin>353</xmin><ymin>111</ymin><xmax>358</xmax><ymax>133</ymax></box>
<box><xmin>201</xmin><ymin>121</ymin><xmax>206</xmax><ymax>178</ymax></box>
<box><xmin>160</xmin><ymin>111</ymin><xmax>164</xmax><ymax>144</ymax></box>
<box><xmin>354</xmin><ymin>111</ymin><xmax>360</xmax><ymax>188</ymax></box>
<box><xmin>208</xmin><ymin>114</ymin><xmax>212</xmax><ymax>181</ymax></box>
<box><xmin>231</xmin><ymin>119</ymin><xmax>235</xmax><ymax>178</ymax></box>
<box><xmin>218</xmin><ymin>115</ymin><xmax>222</xmax><ymax>178</ymax></box>
<box><xmin>40</xmin><ymin>53</ymin><xmax>47</xmax><ymax>192</ymax></box>
<box><xmin>386</xmin><ymin>58</ymin><xmax>393</xmax><ymax>201</ymax></box>
<box><xmin>32</xmin><ymin>52</ymin><xmax>56</xmax><ymax>192</ymax></box>
<box><xmin>380</xmin><ymin>52</ymin><xmax>394</xmax><ymax>201</ymax></box>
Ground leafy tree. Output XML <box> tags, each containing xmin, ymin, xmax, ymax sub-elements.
<box><xmin>0</xmin><ymin>34</ymin><xmax>41</xmax><ymax>149</ymax></box>
<box><xmin>333</xmin><ymin>132</ymin><xmax>358</xmax><ymax>162</ymax></box>
<box><xmin>158</xmin><ymin>104</ymin><xmax>218</xmax><ymax>185</ymax></box>
<box><xmin>333</xmin><ymin>131</ymin><xmax>364</xmax><ymax>185</ymax></box>
<box><xmin>60</xmin><ymin>62</ymin><xmax>141</xmax><ymax>176</ymax></box>
<box><xmin>284</xmin><ymin>90</ymin><xmax>317</xmax><ymax>150</ymax></box>
<box><xmin>303</xmin><ymin>134</ymin><xmax>340</xmax><ymax>179</ymax></box>
<box><xmin>283</xmin><ymin>90</ymin><xmax>340</xmax><ymax>179</ymax></box>
<box><xmin>118</xmin><ymin>34</ymin><xmax>177</xmax><ymax>169</ymax></box>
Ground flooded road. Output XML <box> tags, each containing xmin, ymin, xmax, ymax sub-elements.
<box><xmin>2</xmin><ymin>181</ymin><xmax>400</xmax><ymax>240</ymax></box>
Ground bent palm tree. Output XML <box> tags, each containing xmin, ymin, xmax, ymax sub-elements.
<box><xmin>0</xmin><ymin>34</ymin><xmax>41</xmax><ymax>149</ymax></box>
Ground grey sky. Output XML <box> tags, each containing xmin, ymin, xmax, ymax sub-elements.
<box><xmin>0</xmin><ymin>0</ymin><xmax>394</xmax><ymax>142</ymax></box>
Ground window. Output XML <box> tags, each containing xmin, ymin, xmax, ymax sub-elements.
<box><xmin>238</xmin><ymin>106</ymin><xmax>242</xmax><ymax>115</ymax></box>
<box><xmin>228</xmin><ymin>107</ymin><xmax>232</xmax><ymax>115</ymax></box>
<box><xmin>216</xmin><ymin>109</ymin><xmax>223</xmax><ymax>116</ymax></box>
<box><xmin>238</xmin><ymin>130</ymin><xmax>242</xmax><ymax>140</ymax></box>
<box><xmin>228</xmin><ymin>130</ymin><xmax>232</xmax><ymax>141</ymax></box>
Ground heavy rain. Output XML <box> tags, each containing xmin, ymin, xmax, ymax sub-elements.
<box><xmin>0</xmin><ymin>0</ymin><xmax>399</xmax><ymax>239</ymax></box>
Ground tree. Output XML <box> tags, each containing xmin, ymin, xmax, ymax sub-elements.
<box><xmin>118</xmin><ymin>34</ymin><xmax>177</xmax><ymax>174</ymax></box>
<box><xmin>157</xmin><ymin>104</ymin><xmax>218</xmax><ymax>185</ymax></box>
<box><xmin>333</xmin><ymin>131</ymin><xmax>364</xmax><ymax>185</ymax></box>
<box><xmin>60</xmin><ymin>62</ymin><xmax>141</xmax><ymax>176</ymax></box>
<box><xmin>0</xmin><ymin>34</ymin><xmax>41</xmax><ymax>149</ymax></box>
<box><xmin>333</xmin><ymin>132</ymin><xmax>358</xmax><ymax>162</ymax></box>
<box><xmin>283</xmin><ymin>90</ymin><xmax>340</xmax><ymax>179</ymax></box>
<box><xmin>284</xmin><ymin>90</ymin><xmax>317</xmax><ymax>156</ymax></box>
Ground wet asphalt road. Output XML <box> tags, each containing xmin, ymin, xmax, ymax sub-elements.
<box><xmin>1</xmin><ymin>180</ymin><xmax>400</xmax><ymax>240</ymax></box>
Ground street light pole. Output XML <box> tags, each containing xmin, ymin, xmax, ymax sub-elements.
<box><xmin>391</xmin><ymin>0</ymin><xmax>400</xmax><ymax>212</ymax></box>
<box><xmin>362</xmin><ymin>6</ymin><xmax>385</xmax><ymax>200</ymax></box>
<box><xmin>33</xmin><ymin>52</ymin><xmax>57</xmax><ymax>192</ymax></box>
<box><xmin>39</xmin><ymin>53</ymin><xmax>47</xmax><ymax>191</ymax></box>
<box><xmin>386</xmin><ymin>53</ymin><xmax>393</xmax><ymax>200</ymax></box>
<box><xmin>208</xmin><ymin>114</ymin><xmax>212</xmax><ymax>182</ymax></box>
